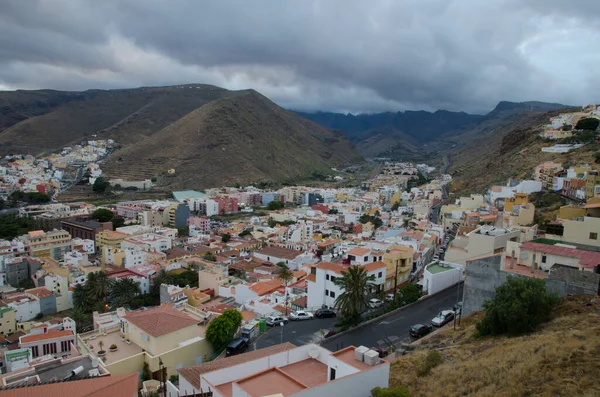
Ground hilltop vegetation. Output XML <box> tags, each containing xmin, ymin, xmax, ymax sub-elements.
<box><xmin>389</xmin><ymin>294</ymin><xmax>600</xmax><ymax>396</ymax></box>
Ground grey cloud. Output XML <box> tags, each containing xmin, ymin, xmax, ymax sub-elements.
<box><xmin>0</xmin><ymin>0</ymin><xmax>599</xmax><ymax>114</ymax></box>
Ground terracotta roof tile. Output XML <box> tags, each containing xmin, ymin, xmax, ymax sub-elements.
<box><xmin>20</xmin><ymin>330</ymin><xmax>74</xmax><ymax>344</ymax></box>
<box><xmin>306</xmin><ymin>274</ymin><xmax>316</xmax><ymax>282</ymax></box>
<box><xmin>125</xmin><ymin>304</ymin><xmax>198</xmax><ymax>337</ymax></box>
<box><xmin>249</xmin><ymin>279</ymin><xmax>284</xmax><ymax>296</ymax></box>
<box><xmin>178</xmin><ymin>343</ymin><xmax>296</xmax><ymax>390</ymax></box>
<box><xmin>0</xmin><ymin>373</ymin><xmax>138</xmax><ymax>397</ymax></box>
<box><xmin>347</xmin><ymin>248</ymin><xmax>370</xmax><ymax>256</ymax></box>
<box><xmin>25</xmin><ymin>288</ymin><xmax>54</xmax><ymax>299</ymax></box>
<box><xmin>256</xmin><ymin>246</ymin><xmax>304</xmax><ymax>260</ymax></box>
<box><xmin>520</xmin><ymin>242</ymin><xmax>600</xmax><ymax>268</ymax></box>
<box><xmin>315</xmin><ymin>262</ymin><xmax>345</xmax><ymax>274</ymax></box>
<box><xmin>362</xmin><ymin>261</ymin><xmax>386</xmax><ymax>272</ymax></box>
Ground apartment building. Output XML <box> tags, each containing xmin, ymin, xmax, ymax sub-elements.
<box><xmin>21</xmin><ymin>230</ymin><xmax>71</xmax><ymax>259</ymax></box>
<box><xmin>0</xmin><ymin>256</ymin><xmax>42</xmax><ymax>287</ymax></box>
<box><xmin>175</xmin><ymin>343</ymin><xmax>390</xmax><ymax>397</ymax></box>
<box><xmin>215</xmin><ymin>196</ymin><xmax>239</xmax><ymax>214</ymax></box>
<box><xmin>95</xmin><ymin>230</ymin><xmax>128</xmax><ymax>250</ymax></box>
<box><xmin>121</xmin><ymin>233</ymin><xmax>172</xmax><ymax>253</ymax></box>
<box><xmin>60</xmin><ymin>219</ymin><xmax>112</xmax><ymax>240</ymax></box>
<box><xmin>164</xmin><ymin>203</ymin><xmax>190</xmax><ymax>228</ymax></box>
<box><xmin>445</xmin><ymin>226</ymin><xmax>521</xmax><ymax>265</ymax></box>
<box><xmin>159</xmin><ymin>284</ymin><xmax>188</xmax><ymax>308</ymax></box>
<box><xmin>545</xmin><ymin>201</ymin><xmax>600</xmax><ymax>248</ymax></box>
<box><xmin>138</xmin><ymin>210</ymin><xmax>164</xmax><ymax>227</ymax></box>
<box><xmin>382</xmin><ymin>246</ymin><xmax>414</xmax><ymax>290</ymax></box>
<box><xmin>585</xmin><ymin>170</ymin><xmax>600</xmax><ymax>199</ymax></box>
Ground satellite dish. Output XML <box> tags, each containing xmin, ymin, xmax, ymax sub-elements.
<box><xmin>308</xmin><ymin>349</ymin><xmax>319</xmax><ymax>359</ymax></box>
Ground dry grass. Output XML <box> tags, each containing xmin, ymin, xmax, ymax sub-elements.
<box><xmin>389</xmin><ymin>295</ymin><xmax>600</xmax><ymax>397</ymax></box>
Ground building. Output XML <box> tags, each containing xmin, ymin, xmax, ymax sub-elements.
<box><xmin>165</xmin><ymin>203</ymin><xmax>190</xmax><ymax>228</ymax></box>
<box><xmin>382</xmin><ymin>246</ymin><xmax>414</xmax><ymax>290</ymax></box>
<box><xmin>1</xmin><ymin>257</ymin><xmax>42</xmax><ymax>287</ymax></box>
<box><xmin>95</xmin><ymin>231</ymin><xmax>128</xmax><ymax>250</ymax></box>
<box><xmin>175</xmin><ymin>343</ymin><xmax>390</xmax><ymax>397</ymax></box>
<box><xmin>215</xmin><ymin>196</ymin><xmax>239</xmax><ymax>214</ymax></box>
<box><xmin>252</xmin><ymin>246</ymin><xmax>314</xmax><ymax>270</ymax></box>
<box><xmin>21</xmin><ymin>230</ymin><xmax>71</xmax><ymax>259</ymax></box>
<box><xmin>445</xmin><ymin>226</ymin><xmax>521</xmax><ymax>265</ymax></box>
<box><xmin>60</xmin><ymin>219</ymin><xmax>112</xmax><ymax>240</ymax></box>
<box><xmin>19</xmin><ymin>328</ymin><xmax>76</xmax><ymax>359</ymax></box>
<box><xmin>545</xmin><ymin>202</ymin><xmax>600</xmax><ymax>248</ymax></box>
<box><xmin>77</xmin><ymin>305</ymin><xmax>213</xmax><ymax>380</ymax></box>
<box><xmin>159</xmin><ymin>284</ymin><xmax>188</xmax><ymax>308</ymax></box>
<box><xmin>188</xmin><ymin>216</ymin><xmax>211</xmax><ymax>236</ymax></box>
<box><xmin>505</xmin><ymin>240</ymin><xmax>600</xmax><ymax>273</ymax></box>
<box><xmin>121</xmin><ymin>233</ymin><xmax>172</xmax><ymax>253</ymax></box>
<box><xmin>0</xmin><ymin>306</ymin><xmax>16</xmax><ymax>336</ymax></box>
<box><xmin>422</xmin><ymin>261</ymin><xmax>463</xmax><ymax>295</ymax></box>
<box><xmin>138</xmin><ymin>210</ymin><xmax>164</xmax><ymax>227</ymax></box>
<box><xmin>585</xmin><ymin>170</ymin><xmax>600</xmax><ymax>199</ymax></box>
<box><xmin>0</xmin><ymin>373</ymin><xmax>137</xmax><ymax>397</ymax></box>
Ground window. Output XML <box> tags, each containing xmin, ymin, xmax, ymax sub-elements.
<box><xmin>330</xmin><ymin>291</ymin><xmax>336</xmax><ymax>298</ymax></box>
<box><xmin>541</xmin><ymin>255</ymin><xmax>547</xmax><ymax>264</ymax></box>
<box><xmin>330</xmin><ymin>367</ymin><xmax>336</xmax><ymax>381</ymax></box>
<box><xmin>590</xmin><ymin>232</ymin><xmax>598</xmax><ymax>240</ymax></box>
<box><xmin>363</xmin><ymin>256</ymin><xmax>368</xmax><ymax>261</ymax></box>
<box><xmin>326</xmin><ymin>274</ymin><xmax>330</xmax><ymax>281</ymax></box>
<box><xmin>330</xmin><ymin>276</ymin><xmax>336</xmax><ymax>283</ymax></box>
<box><xmin>378</xmin><ymin>271</ymin><xmax>383</xmax><ymax>278</ymax></box>
<box><xmin>325</xmin><ymin>289</ymin><xmax>329</xmax><ymax>296</ymax></box>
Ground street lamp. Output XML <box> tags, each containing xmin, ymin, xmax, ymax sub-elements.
<box><xmin>280</xmin><ymin>322</ymin><xmax>285</xmax><ymax>344</ymax></box>
<box><xmin>159</xmin><ymin>357</ymin><xmax>166</xmax><ymax>397</ymax></box>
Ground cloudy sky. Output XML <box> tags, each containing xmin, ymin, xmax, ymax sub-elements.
<box><xmin>1</xmin><ymin>0</ymin><xmax>598</xmax><ymax>114</ymax></box>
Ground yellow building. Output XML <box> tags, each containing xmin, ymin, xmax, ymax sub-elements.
<box><xmin>24</xmin><ymin>230</ymin><xmax>71</xmax><ymax>259</ymax></box>
<box><xmin>183</xmin><ymin>287</ymin><xmax>211</xmax><ymax>307</ymax></box>
<box><xmin>102</xmin><ymin>246</ymin><xmax>126</xmax><ymax>266</ymax></box>
<box><xmin>96</xmin><ymin>231</ymin><xmax>128</xmax><ymax>249</ymax></box>
<box><xmin>0</xmin><ymin>307</ymin><xmax>16</xmax><ymax>336</ymax></box>
<box><xmin>585</xmin><ymin>170</ymin><xmax>599</xmax><ymax>199</ymax></box>
<box><xmin>383</xmin><ymin>246</ymin><xmax>414</xmax><ymax>291</ymax></box>
<box><xmin>390</xmin><ymin>190</ymin><xmax>402</xmax><ymax>205</ymax></box>
<box><xmin>546</xmin><ymin>201</ymin><xmax>600</xmax><ymax>248</ymax></box>
<box><xmin>503</xmin><ymin>193</ymin><xmax>529</xmax><ymax>212</ymax></box>
<box><xmin>557</xmin><ymin>205</ymin><xmax>586</xmax><ymax>221</ymax></box>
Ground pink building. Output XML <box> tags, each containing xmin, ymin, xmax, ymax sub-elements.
<box><xmin>215</xmin><ymin>196</ymin><xmax>239</xmax><ymax>214</ymax></box>
<box><xmin>116</xmin><ymin>203</ymin><xmax>143</xmax><ymax>219</ymax></box>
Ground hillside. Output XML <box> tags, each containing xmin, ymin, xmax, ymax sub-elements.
<box><xmin>298</xmin><ymin>101</ymin><xmax>570</xmax><ymax>159</ymax></box>
<box><xmin>390</xmin><ymin>295</ymin><xmax>600</xmax><ymax>396</ymax></box>
<box><xmin>0</xmin><ymin>85</ymin><xmax>246</xmax><ymax>155</ymax></box>
<box><xmin>101</xmin><ymin>90</ymin><xmax>362</xmax><ymax>189</ymax></box>
<box><xmin>447</xmin><ymin>107</ymin><xmax>598</xmax><ymax>195</ymax></box>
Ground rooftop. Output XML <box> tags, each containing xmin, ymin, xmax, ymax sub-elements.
<box><xmin>0</xmin><ymin>373</ymin><xmax>138</xmax><ymax>397</ymax></box>
<box><xmin>125</xmin><ymin>304</ymin><xmax>198</xmax><ymax>337</ymax></box>
<box><xmin>426</xmin><ymin>263</ymin><xmax>455</xmax><ymax>275</ymax></box>
<box><xmin>20</xmin><ymin>330</ymin><xmax>73</xmax><ymax>344</ymax></box>
<box><xmin>80</xmin><ymin>330</ymin><xmax>143</xmax><ymax>362</ymax></box>
<box><xmin>256</xmin><ymin>246</ymin><xmax>304</xmax><ymax>260</ymax></box>
<box><xmin>236</xmin><ymin>367</ymin><xmax>307</xmax><ymax>397</ymax></box>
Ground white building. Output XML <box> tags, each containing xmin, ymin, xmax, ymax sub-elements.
<box><xmin>121</xmin><ymin>233</ymin><xmax>172</xmax><ymax>253</ymax></box>
<box><xmin>422</xmin><ymin>261</ymin><xmax>463</xmax><ymax>295</ymax></box>
<box><xmin>175</xmin><ymin>343</ymin><xmax>390</xmax><ymax>397</ymax></box>
<box><xmin>71</xmin><ymin>238</ymin><xmax>95</xmax><ymax>255</ymax></box>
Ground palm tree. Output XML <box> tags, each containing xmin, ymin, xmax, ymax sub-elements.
<box><xmin>110</xmin><ymin>278</ymin><xmax>140</xmax><ymax>309</ymax></box>
<box><xmin>277</xmin><ymin>264</ymin><xmax>294</xmax><ymax>316</ymax></box>
<box><xmin>73</xmin><ymin>283</ymin><xmax>93</xmax><ymax>313</ymax></box>
<box><xmin>88</xmin><ymin>272</ymin><xmax>112</xmax><ymax>307</ymax></box>
<box><xmin>333</xmin><ymin>266</ymin><xmax>375</xmax><ymax>325</ymax></box>
<box><xmin>150</xmin><ymin>269</ymin><xmax>173</xmax><ymax>298</ymax></box>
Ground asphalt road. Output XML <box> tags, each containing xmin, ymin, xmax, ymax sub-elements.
<box><xmin>321</xmin><ymin>283</ymin><xmax>463</xmax><ymax>352</ymax></box>
<box><xmin>254</xmin><ymin>315</ymin><xmax>338</xmax><ymax>349</ymax></box>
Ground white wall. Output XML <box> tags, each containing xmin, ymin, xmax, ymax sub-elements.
<box><xmin>291</xmin><ymin>364</ymin><xmax>390</xmax><ymax>397</ymax></box>
<box><xmin>424</xmin><ymin>263</ymin><xmax>463</xmax><ymax>295</ymax></box>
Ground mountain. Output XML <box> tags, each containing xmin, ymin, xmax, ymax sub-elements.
<box><xmin>0</xmin><ymin>85</ymin><xmax>362</xmax><ymax>188</ymax></box>
<box><xmin>100</xmin><ymin>90</ymin><xmax>362</xmax><ymax>189</ymax></box>
<box><xmin>297</xmin><ymin>101</ymin><xmax>571</xmax><ymax>159</ymax></box>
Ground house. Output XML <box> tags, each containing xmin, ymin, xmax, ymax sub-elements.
<box><xmin>77</xmin><ymin>305</ymin><xmax>213</xmax><ymax>380</ymax></box>
<box><xmin>505</xmin><ymin>240</ymin><xmax>600</xmax><ymax>273</ymax></box>
<box><xmin>252</xmin><ymin>246</ymin><xmax>314</xmax><ymax>270</ymax></box>
<box><xmin>96</xmin><ymin>231</ymin><xmax>128</xmax><ymax>250</ymax></box>
<box><xmin>382</xmin><ymin>246</ymin><xmax>413</xmax><ymax>291</ymax></box>
<box><xmin>0</xmin><ymin>306</ymin><xmax>16</xmax><ymax>336</ymax></box>
<box><xmin>422</xmin><ymin>261</ymin><xmax>463</xmax><ymax>295</ymax></box>
<box><xmin>19</xmin><ymin>328</ymin><xmax>76</xmax><ymax>359</ymax></box>
<box><xmin>175</xmin><ymin>343</ymin><xmax>390</xmax><ymax>397</ymax></box>
<box><xmin>21</xmin><ymin>230</ymin><xmax>71</xmax><ymax>260</ymax></box>
<box><xmin>345</xmin><ymin>248</ymin><xmax>383</xmax><ymax>265</ymax></box>
<box><xmin>106</xmin><ymin>268</ymin><xmax>151</xmax><ymax>294</ymax></box>
<box><xmin>159</xmin><ymin>284</ymin><xmax>188</xmax><ymax>308</ymax></box>
<box><xmin>1</xmin><ymin>257</ymin><xmax>42</xmax><ymax>287</ymax></box>
<box><xmin>445</xmin><ymin>226</ymin><xmax>521</xmax><ymax>265</ymax></box>
<box><xmin>545</xmin><ymin>201</ymin><xmax>600</xmax><ymax>248</ymax></box>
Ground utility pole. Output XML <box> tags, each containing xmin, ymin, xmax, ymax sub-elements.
<box><xmin>393</xmin><ymin>262</ymin><xmax>399</xmax><ymax>300</ymax></box>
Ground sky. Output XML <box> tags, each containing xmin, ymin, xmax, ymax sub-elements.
<box><xmin>1</xmin><ymin>0</ymin><xmax>599</xmax><ymax>114</ymax></box>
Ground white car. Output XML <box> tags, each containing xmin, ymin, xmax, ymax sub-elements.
<box><xmin>431</xmin><ymin>310</ymin><xmax>455</xmax><ymax>327</ymax></box>
<box><xmin>290</xmin><ymin>311</ymin><xmax>314</xmax><ymax>321</ymax></box>
<box><xmin>266</xmin><ymin>315</ymin><xmax>289</xmax><ymax>326</ymax></box>
<box><xmin>369</xmin><ymin>298</ymin><xmax>384</xmax><ymax>308</ymax></box>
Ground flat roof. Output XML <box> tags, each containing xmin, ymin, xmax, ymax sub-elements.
<box><xmin>426</xmin><ymin>263</ymin><xmax>454</xmax><ymax>274</ymax></box>
<box><xmin>172</xmin><ymin>190</ymin><xmax>207</xmax><ymax>201</ymax></box>
<box><xmin>236</xmin><ymin>367</ymin><xmax>307</xmax><ymax>397</ymax></box>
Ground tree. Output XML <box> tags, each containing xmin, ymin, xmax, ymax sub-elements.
<box><xmin>396</xmin><ymin>284</ymin><xmax>422</xmax><ymax>306</ymax></box>
<box><xmin>371</xmin><ymin>386</ymin><xmax>412</xmax><ymax>397</ymax></box>
<box><xmin>328</xmin><ymin>208</ymin><xmax>339</xmax><ymax>215</ymax></box>
<box><xmin>561</xmin><ymin>124</ymin><xmax>572</xmax><ymax>131</ymax></box>
<box><xmin>277</xmin><ymin>264</ymin><xmax>294</xmax><ymax>315</ymax></box>
<box><xmin>91</xmin><ymin>208</ymin><xmax>114</xmax><ymax>222</ymax></box>
<box><xmin>110</xmin><ymin>278</ymin><xmax>140</xmax><ymax>309</ymax></box>
<box><xmin>221</xmin><ymin>233</ymin><xmax>231</xmax><ymax>243</ymax></box>
<box><xmin>205</xmin><ymin>309</ymin><xmax>243</xmax><ymax>348</ymax></box>
<box><xmin>595</xmin><ymin>152</ymin><xmax>600</xmax><ymax>164</ymax></box>
<box><xmin>112</xmin><ymin>216</ymin><xmax>125</xmax><ymax>229</ymax></box>
<box><xmin>73</xmin><ymin>283</ymin><xmax>93</xmax><ymax>312</ymax></box>
<box><xmin>267</xmin><ymin>200</ymin><xmax>284</xmax><ymax>210</ymax></box>
<box><xmin>150</xmin><ymin>269</ymin><xmax>174</xmax><ymax>298</ymax></box>
<box><xmin>70</xmin><ymin>308</ymin><xmax>93</xmax><ymax>332</ymax></box>
<box><xmin>87</xmin><ymin>272</ymin><xmax>112</xmax><ymax>305</ymax></box>
<box><xmin>476</xmin><ymin>276</ymin><xmax>559</xmax><ymax>337</ymax></box>
<box><xmin>238</xmin><ymin>229</ymin><xmax>251</xmax><ymax>237</ymax></box>
<box><xmin>391</xmin><ymin>202</ymin><xmax>400</xmax><ymax>211</ymax></box>
<box><xmin>92</xmin><ymin>177</ymin><xmax>110</xmax><ymax>194</ymax></box>
<box><xmin>333</xmin><ymin>266</ymin><xmax>375</xmax><ymax>325</ymax></box>
<box><xmin>203</xmin><ymin>251</ymin><xmax>217</xmax><ymax>262</ymax></box>
<box><xmin>177</xmin><ymin>226</ymin><xmax>189</xmax><ymax>237</ymax></box>
<box><xmin>575</xmin><ymin>117</ymin><xmax>600</xmax><ymax>131</ymax></box>
<box><xmin>0</xmin><ymin>214</ymin><xmax>39</xmax><ymax>239</ymax></box>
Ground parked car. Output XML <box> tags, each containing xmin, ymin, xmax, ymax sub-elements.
<box><xmin>431</xmin><ymin>310</ymin><xmax>455</xmax><ymax>327</ymax></box>
<box><xmin>385</xmin><ymin>293</ymin><xmax>395</xmax><ymax>302</ymax></box>
<box><xmin>409</xmin><ymin>323</ymin><xmax>433</xmax><ymax>338</ymax></box>
<box><xmin>371</xmin><ymin>346</ymin><xmax>389</xmax><ymax>358</ymax></box>
<box><xmin>290</xmin><ymin>311</ymin><xmax>314</xmax><ymax>321</ymax></box>
<box><xmin>369</xmin><ymin>298</ymin><xmax>384</xmax><ymax>308</ymax></box>
<box><xmin>266</xmin><ymin>315</ymin><xmax>288</xmax><ymax>326</ymax></box>
<box><xmin>315</xmin><ymin>308</ymin><xmax>337</xmax><ymax>318</ymax></box>
<box><xmin>225</xmin><ymin>337</ymin><xmax>249</xmax><ymax>357</ymax></box>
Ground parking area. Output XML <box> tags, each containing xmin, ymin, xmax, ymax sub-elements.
<box><xmin>254</xmin><ymin>315</ymin><xmax>337</xmax><ymax>349</ymax></box>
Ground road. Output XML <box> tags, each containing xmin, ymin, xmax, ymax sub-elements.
<box><xmin>321</xmin><ymin>283</ymin><xmax>463</xmax><ymax>352</ymax></box>
<box><xmin>254</xmin><ymin>316</ymin><xmax>338</xmax><ymax>349</ymax></box>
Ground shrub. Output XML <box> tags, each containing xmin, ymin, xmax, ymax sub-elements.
<box><xmin>169</xmin><ymin>375</ymin><xmax>178</xmax><ymax>384</ymax></box>
<box><xmin>92</xmin><ymin>177</ymin><xmax>110</xmax><ymax>194</ymax></box>
<box><xmin>575</xmin><ymin>117</ymin><xmax>599</xmax><ymax>131</ymax></box>
<box><xmin>92</xmin><ymin>208</ymin><xmax>114</xmax><ymax>222</ymax></box>
<box><xmin>371</xmin><ymin>386</ymin><xmax>411</xmax><ymax>397</ymax></box>
<box><xmin>476</xmin><ymin>276</ymin><xmax>559</xmax><ymax>337</ymax></box>
<box><xmin>205</xmin><ymin>309</ymin><xmax>243</xmax><ymax>348</ymax></box>
<box><xmin>417</xmin><ymin>350</ymin><xmax>442</xmax><ymax>377</ymax></box>
<box><xmin>109</xmin><ymin>344</ymin><xmax>117</xmax><ymax>350</ymax></box>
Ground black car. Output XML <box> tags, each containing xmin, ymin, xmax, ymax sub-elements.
<box><xmin>225</xmin><ymin>337</ymin><xmax>249</xmax><ymax>357</ymax></box>
<box><xmin>315</xmin><ymin>308</ymin><xmax>337</xmax><ymax>318</ymax></box>
<box><xmin>409</xmin><ymin>323</ymin><xmax>432</xmax><ymax>338</ymax></box>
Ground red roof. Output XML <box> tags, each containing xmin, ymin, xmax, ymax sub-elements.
<box><xmin>20</xmin><ymin>330</ymin><xmax>74</xmax><ymax>344</ymax></box>
<box><xmin>520</xmin><ymin>242</ymin><xmax>600</xmax><ymax>268</ymax></box>
<box><xmin>0</xmin><ymin>373</ymin><xmax>138</xmax><ymax>397</ymax></box>
<box><xmin>125</xmin><ymin>304</ymin><xmax>198</xmax><ymax>337</ymax></box>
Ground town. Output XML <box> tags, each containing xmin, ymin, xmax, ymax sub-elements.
<box><xmin>0</xmin><ymin>105</ymin><xmax>598</xmax><ymax>397</ymax></box>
